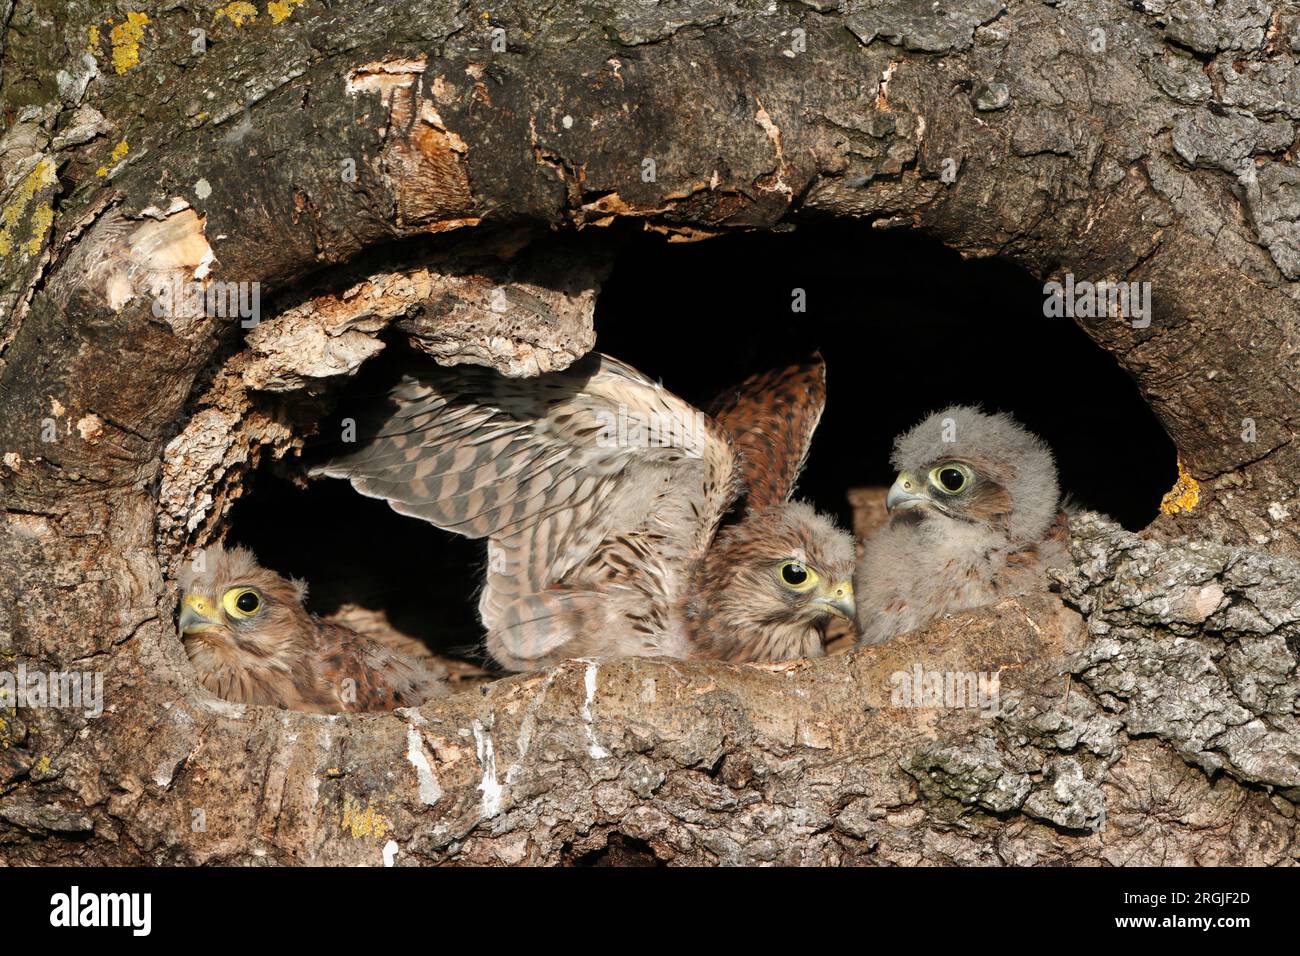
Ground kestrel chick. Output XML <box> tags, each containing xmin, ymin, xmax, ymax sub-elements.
<box><xmin>855</xmin><ymin>406</ymin><xmax>1069</xmax><ymax>645</ymax></box>
<box><xmin>177</xmin><ymin>546</ymin><xmax>443</xmax><ymax>712</ymax></box>
<box><xmin>314</xmin><ymin>353</ymin><xmax>854</xmax><ymax>671</ymax></box>
<box><xmin>688</xmin><ymin>500</ymin><xmax>855</xmax><ymax>662</ymax></box>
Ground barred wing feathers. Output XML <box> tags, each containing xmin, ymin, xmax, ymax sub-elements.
<box><xmin>314</xmin><ymin>354</ymin><xmax>739</xmax><ymax>665</ymax></box>
<box><xmin>708</xmin><ymin>353</ymin><xmax>827</xmax><ymax>511</ymax></box>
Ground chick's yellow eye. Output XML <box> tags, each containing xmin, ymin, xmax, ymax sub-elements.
<box><xmin>779</xmin><ymin>561</ymin><xmax>819</xmax><ymax>591</ymax></box>
<box><xmin>223</xmin><ymin>588</ymin><xmax>262</xmax><ymax>619</ymax></box>
<box><xmin>930</xmin><ymin>463</ymin><xmax>972</xmax><ymax>494</ymax></box>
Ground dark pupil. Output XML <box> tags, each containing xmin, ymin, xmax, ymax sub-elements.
<box><xmin>236</xmin><ymin>591</ymin><xmax>260</xmax><ymax>613</ymax></box>
<box><xmin>940</xmin><ymin>468</ymin><xmax>965</xmax><ymax>492</ymax></box>
<box><xmin>782</xmin><ymin>563</ymin><xmax>808</xmax><ymax>585</ymax></box>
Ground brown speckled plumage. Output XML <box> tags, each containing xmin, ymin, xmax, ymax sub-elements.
<box><xmin>315</xmin><ymin>353</ymin><xmax>855</xmax><ymax>670</ymax></box>
<box><xmin>687</xmin><ymin>501</ymin><xmax>855</xmax><ymax>662</ymax></box>
<box><xmin>177</xmin><ymin>547</ymin><xmax>443</xmax><ymax>712</ymax></box>
<box><xmin>709</xmin><ymin>354</ymin><xmax>826</xmax><ymax>512</ymax></box>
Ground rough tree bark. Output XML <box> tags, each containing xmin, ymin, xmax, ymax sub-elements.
<box><xmin>0</xmin><ymin>0</ymin><xmax>1296</xmax><ymax>864</ymax></box>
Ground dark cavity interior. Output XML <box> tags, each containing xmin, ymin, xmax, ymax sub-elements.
<box><xmin>226</xmin><ymin>224</ymin><xmax>1178</xmax><ymax>662</ymax></box>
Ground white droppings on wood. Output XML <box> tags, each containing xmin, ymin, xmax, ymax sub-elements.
<box><xmin>583</xmin><ymin>662</ymin><xmax>610</xmax><ymax>759</ymax></box>
<box><xmin>505</xmin><ymin>671</ymin><xmax>557</xmax><ymax>786</ymax></box>
<box><xmin>406</xmin><ymin>723</ymin><xmax>442</xmax><ymax>806</ymax></box>
<box><xmin>472</xmin><ymin>720</ymin><xmax>504</xmax><ymax>817</ymax></box>
<box><xmin>198</xmin><ymin>697</ymin><xmax>247</xmax><ymax>718</ymax></box>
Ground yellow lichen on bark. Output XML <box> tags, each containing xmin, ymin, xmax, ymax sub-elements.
<box><xmin>340</xmin><ymin>794</ymin><xmax>391</xmax><ymax>839</ymax></box>
<box><xmin>215</xmin><ymin>2</ymin><xmax>259</xmax><ymax>26</ymax></box>
<box><xmin>1160</xmin><ymin>458</ymin><xmax>1201</xmax><ymax>515</ymax></box>
<box><xmin>0</xmin><ymin>158</ymin><xmax>58</xmax><ymax>258</ymax></box>
<box><xmin>96</xmin><ymin>140</ymin><xmax>130</xmax><ymax>177</ymax></box>
<box><xmin>267</xmin><ymin>0</ymin><xmax>306</xmax><ymax>24</ymax></box>
<box><xmin>109</xmin><ymin>12</ymin><xmax>150</xmax><ymax>75</ymax></box>
<box><xmin>24</xmin><ymin>205</ymin><xmax>53</xmax><ymax>256</ymax></box>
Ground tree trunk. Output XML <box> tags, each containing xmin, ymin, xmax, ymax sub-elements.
<box><xmin>1</xmin><ymin>0</ymin><xmax>1296</xmax><ymax>865</ymax></box>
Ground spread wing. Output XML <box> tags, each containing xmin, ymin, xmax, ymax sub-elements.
<box><xmin>708</xmin><ymin>353</ymin><xmax>826</xmax><ymax>511</ymax></box>
<box><xmin>312</xmin><ymin>353</ymin><xmax>739</xmax><ymax>663</ymax></box>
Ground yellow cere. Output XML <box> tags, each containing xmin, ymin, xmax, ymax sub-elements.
<box><xmin>109</xmin><ymin>12</ymin><xmax>150</xmax><ymax>75</ymax></box>
<box><xmin>0</xmin><ymin>158</ymin><xmax>58</xmax><ymax>258</ymax></box>
<box><xmin>1160</xmin><ymin>458</ymin><xmax>1201</xmax><ymax>515</ymax></box>
<box><xmin>215</xmin><ymin>2</ymin><xmax>259</xmax><ymax>26</ymax></box>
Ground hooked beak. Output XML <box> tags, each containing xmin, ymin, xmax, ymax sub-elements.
<box><xmin>179</xmin><ymin>594</ymin><xmax>220</xmax><ymax>635</ymax></box>
<box><xmin>886</xmin><ymin>473</ymin><xmax>929</xmax><ymax>513</ymax></box>
<box><xmin>814</xmin><ymin>580</ymin><xmax>855</xmax><ymax>620</ymax></box>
